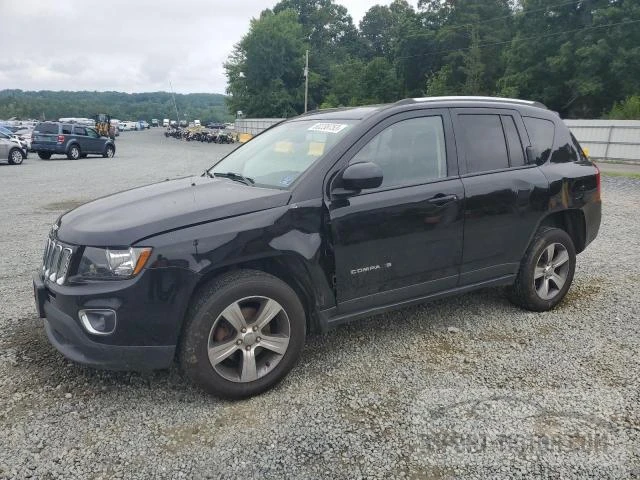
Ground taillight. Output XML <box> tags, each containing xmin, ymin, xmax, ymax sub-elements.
<box><xmin>594</xmin><ymin>162</ymin><xmax>601</xmax><ymax>200</ymax></box>
<box><xmin>57</xmin><ymin>135</ymin><xmax>65</xmax><ymax>143</ymax></box>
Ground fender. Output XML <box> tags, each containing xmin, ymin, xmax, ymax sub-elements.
<box><xmin>140</xmin><ymin>200</ymin><xmax>336</xmax><ymax>333</ymax></box>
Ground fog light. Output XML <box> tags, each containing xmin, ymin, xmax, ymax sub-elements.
<box><xmin>79</xmin><ymin>309</ymin><xmax>117</xmax><ymax>335</ymax></box>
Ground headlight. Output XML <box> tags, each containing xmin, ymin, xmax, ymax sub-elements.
<box><xmin>77</xmin><ymin>247</ymin><xmax>152</xmax><ymax>279</ymax></box>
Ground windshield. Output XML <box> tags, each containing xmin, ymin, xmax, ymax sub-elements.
<box><xmin>209</xmin><ymin>119</ymin><xmax>357</xmax><ymax>189</ymax></box>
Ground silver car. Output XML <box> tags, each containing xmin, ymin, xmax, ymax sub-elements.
<box><xmin>0</xmin><ymin>131</ymin><xmax>26</xmax><ymax>165</ymax></box>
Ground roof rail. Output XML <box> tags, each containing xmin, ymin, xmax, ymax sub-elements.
<box><xmin>394</xmin><ymin>96</ymin><xmax>547</xmax><ymax>109</ymax></box>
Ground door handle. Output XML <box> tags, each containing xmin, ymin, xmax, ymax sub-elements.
<box><xmin>428</xmin><ymin>194</ymin><xmax>458</xmax><ymax>206</ymax></box>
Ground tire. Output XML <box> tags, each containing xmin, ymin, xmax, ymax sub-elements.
<box><xmin>103</xmin><ymin>145</ymin><xmax>115</xmax><ymax>158</ymax></box>
<box><xmin>67</xmin><ymin>144</ymin><xmax>80</xmax><ymax>160</ymax></box>
<box><xmin>37</xmin><ymin>152</ymin><xmax>51</xmax><ymax>160</ymax></box>
<box><xmin>507</xmin><ymin>227</ymin><xmax>576</xmax><ymax>311</ymax></box>
<box><xmin>8</xmin><ymin>148</ymin><xmax>25</xmax><ymax>165</ymax></box>
<box><xmin>179</xmin><ymin>270</ymin><xmax>306</xmax><ymax>399</ymax></box>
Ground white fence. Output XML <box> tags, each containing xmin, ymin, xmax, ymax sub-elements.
<box><xmin>234</xmin><ymin>117</ymin><xmax>640</xmax><ymax>163</ymax></box>
<box><xmin>234</xmin><ymin>118</ymin><xmax>284</xmax><ymax>136</ymax></box>
<box><xmin>565</xmin><ymin>120</ymin><xmax>640</xmax><ymax>163</ymax></box>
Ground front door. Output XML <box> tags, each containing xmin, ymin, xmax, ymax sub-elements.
<box><xmin>328</xmin><ymin>110</ymin><xmax>464</xmax><ymax>313</ymax></box>
<box><xmin>84</xmin><ymin>127</ymin><xmax>106</xmax><ymax>153</ymax></box>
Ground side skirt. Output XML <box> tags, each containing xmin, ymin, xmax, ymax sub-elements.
<box><xmin>317</xmin><ymin>274</ymin><xmax>515</xmax><ymax>333</ymax></box>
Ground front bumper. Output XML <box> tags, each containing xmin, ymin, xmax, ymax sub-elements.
<box><xmin>33</xmin><ymin>270</ymin><xmax>194</xmax><ymax>370</ymax></box>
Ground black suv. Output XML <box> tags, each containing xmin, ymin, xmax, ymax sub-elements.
<box><xmin>32</xmin><ymin>122</ymin><xmax>116</xmax><ymax>160</ymax></box>
<box><xmin>33</xmin><ymin>97</ymin><xmax>601</xmax><ymax>398</ymax></box>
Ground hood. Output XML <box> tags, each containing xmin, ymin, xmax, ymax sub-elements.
<box><xmin>57</xmin><ymin>176</ymin><xmax>290</xmax><ymax>246</ymax></box>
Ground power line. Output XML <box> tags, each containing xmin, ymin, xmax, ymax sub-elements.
<box><xmin>399</xmin><ymin>0</ymin><xmax>585</xmax><ymax>40</ymax></box>
<box><xmin>430</xmin><ymin>0</ymin><xmax>585</xmax><ymax>33</ymax></box>
<box><xmin>396</xmin><ymin>19</ymin><xmax>640</xmax><ymax>61</ymax></box>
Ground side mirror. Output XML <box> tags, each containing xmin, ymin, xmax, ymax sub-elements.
<box><xmin>333</xmin><ymin>162</ymin><xmax>383</xmax><ymax>197</ymax></box>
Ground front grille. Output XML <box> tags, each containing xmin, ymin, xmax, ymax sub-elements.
<box><xmin>42</xmin><ymin>238</ymin><xmax>74</xmax><ymax>285</ymax></box>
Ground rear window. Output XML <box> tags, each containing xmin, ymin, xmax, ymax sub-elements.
<box><xmin>62</xmin><ymin>125</ymin><xmax>73</xmax><ymax>135</ymax></box>
<box><xmin>523</xmin><ymin>117</ymin><xmax>555</xmax><ymax>163</ymax></box>
<box><xmin>35</xmin><ymin>123</ymin><xmax>59</xmax><ymax>135</ymax></box>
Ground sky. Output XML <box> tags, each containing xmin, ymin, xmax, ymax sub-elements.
<box><xmin>0</xmin><ymin>0</ymin><xmax>415</xmax><ymax>95</ymax></box>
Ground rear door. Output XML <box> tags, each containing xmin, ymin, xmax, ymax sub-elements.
<box><xmin>328</xmin><ymin>109</ymin><xmax>465</xmax><ymax>312</ymax></box>
<box><xmin>451</xmin><ymin>108</ymin><xmax>549</xmax><ymax>285</ymax></box>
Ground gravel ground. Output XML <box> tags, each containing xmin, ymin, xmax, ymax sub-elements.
<box><xmin>0</xmin><ymin>130</ymin><xmax>638</xmax><ymax>479</ymax></box>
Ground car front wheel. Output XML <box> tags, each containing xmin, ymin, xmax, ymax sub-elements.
<box><xmin>507</xmin><ymin>227</ymin><xmax>576</xmax><ymax>311</ymax></box>
<box><xmin>103</xmin><ymin>145</ymin><xmax>115</xmax><ymax>158</ymax></box>
<box><xmin>180</xmin><ymin>270</ymin><xmax>306</xmax><ymax>399</ymax></box>
<box><xmin>8</xmin><ymin>148</ymin><xmax>25</xmax><ymax>165</ymax></box>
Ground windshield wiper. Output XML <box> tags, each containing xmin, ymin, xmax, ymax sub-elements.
<box><xmin>211</xmin><ymin>171</ymin><xmax>255</xmax><ymax>186</ymax></box>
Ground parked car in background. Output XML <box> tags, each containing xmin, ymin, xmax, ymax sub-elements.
<box><xmin>151</xmin><ymin>119</ymin><xmax>159</xmax><ymax>127</ymax></box>
<box><xmin>31</xmin><ymin>122</ymin><xmax>116</xmax><ymax>159</ymax></box>
<box><xmin>138</xmin><ymin>121</ymin><xmax>150</xmax><ymax>130</ymax></box>
<box><xmin>163</xmin><ymin>119</ymin><xmax>170</xmax><ymax>127</ymax></box>
<box><xmin>13</xmin><ymin>127</ymin><xmax>33</xmax><ymax>150</ymax></box>
<box><xmin>0</xmin><ymin>131</ymin><xmax>26</xmax><ymax>164</ymax></box>
<box><xmin>194</xmin><ymin>120</ymin><xmax>201</xmax><ymax>127</ymax></box>
<box><xmin>0</xmin><ymin>125</ymin><xmax>29</xmax><ymax>152</ymax></box>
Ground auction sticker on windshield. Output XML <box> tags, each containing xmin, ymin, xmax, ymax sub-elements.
<box><xmin>308</xmin><ymin>123</ymin><xmax>349</xmax><ymax>134</ymax></box>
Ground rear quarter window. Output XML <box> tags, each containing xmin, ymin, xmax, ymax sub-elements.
<box><xmin>523</xmin><ymin>117</ymin><xmax>555</xmax><ymax>163</ymax></box>
<box><xmin>35</xmin><ymin>123</ymin><xmax>59</xmax><ymax>135</ymax></box>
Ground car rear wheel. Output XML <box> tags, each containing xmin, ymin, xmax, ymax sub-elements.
<box><xmin>8</xmin><ymin>148</ymin><xmax>25</xmax><ymax>165</ymax></box>
<box><xmin>179</xmin><ymin>270</ymin><xmax>306</xmax><ymax>399</ymax></box>
<box><xmin>103</xmin><ymin>145</ymin><xmax>115</xmax><ymax>158</ymax></box>
<box><xmin>67</xmin><ymin>145</ymin><xmax>80</xmax><ymax>160</ymax></box>
<box><xmin>37</xmin><ymin>152</ymin><xmax>51</xmax><ymax>160</ymax></box>
<box><xmin>507</xmin><ymin>227</ymin><xmax>576</xmax><ymax>311</ymax></box>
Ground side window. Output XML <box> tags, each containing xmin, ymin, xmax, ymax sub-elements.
<box><xmin>62</xmin><ymin>125</ymin><xmax>72</xmax><ymax>135</ymax></box>
<box><xmin>73</xmin><ymin>126</ymin><xmax>87</xmax><ymax>136</ymax></box>
<box><xmin>458</xmin><ymin>114</ymin><xmax>509</xmax><ymax>173</ymax></box>
<box><xmin>86</xmin><ymin>128</ymin><xmax>99</xmax><ymax>138</ymax></box>
<box><xmin>523</xmin><ymin>117</ymin><xmax>555</xmax><ymax>163</ymax></box>
<box><xmin>501</xmin><ymin>115</ymin><xmax>525</xmax><ymax>167</ymax></box>
<box><xmin>350</xmin><ymin>116</ymin><xmax>447</xmax><ymax>188</ymax></box>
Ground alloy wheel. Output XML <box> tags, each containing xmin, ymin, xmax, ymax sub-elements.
<box><xmin>10</xmin><ymin>149</ymin><xmax>23</xmax><ymax>164</ymax></box>
<box><xmin>534</xmin><ymin>242</ymin><xmax>570</xmax><ymax>300</ymax></box>
<box><xmin>207</xmin><ymin>296</ymin><xmax>291</xmax><ymax>383</ymax></box>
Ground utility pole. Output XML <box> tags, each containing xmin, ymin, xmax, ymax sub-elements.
<box><xmin>304</xmin><ymin>49</ymin><xmax>309</xmax><ymax>113</ymax></box>
<box><xmin>169</xmin><ymin>80</ymin><xmax>180</xmax><ymax>123</ymax></box>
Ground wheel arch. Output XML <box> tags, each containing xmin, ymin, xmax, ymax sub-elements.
<box><xmin>538</xmin><ymin>209</ymin><xmax>586</xmax><ymax>253</ymax></box>
<box><xmin>66</xmin><ymin>142</ymin><xmax>81</xmax><ymax>153</ymax></box>
<box><xmin>174</xmin><ymin>254</ymin><xmax>327</xmax><ymax>359</ymax></box>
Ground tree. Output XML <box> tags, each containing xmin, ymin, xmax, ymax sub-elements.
<box><xmin>609</xmin><ymin>96</ymin><xmax>640</xmax><ymax>120</ymax></box>
<box><xmin>224</xmin><ymin>9</ymin><xmax>306</xmax><ymax>117</ymax></box>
